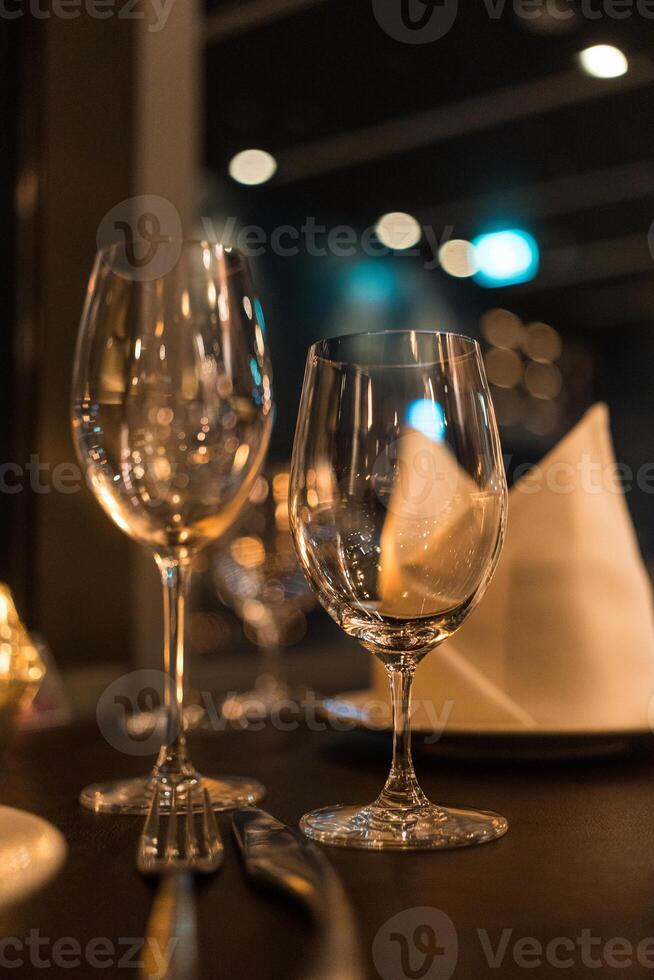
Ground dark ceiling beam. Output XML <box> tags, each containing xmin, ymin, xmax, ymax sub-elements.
<box><xmin>275</xmin><ymin>55</ymin><xmax>654</xmax><ymax>183</ymax></box>
<box><xmin>417</xmin><ymin>161</ymin><xmax>654</xmax><ymax>233</ymax></box>
<box><xmin>514</xmin><ymin>232</ymin><xmax>653</xmax><ymax>293</ymax></box>
<box><xmin>205</xmin><ymin>0</ymin><xmax>325</xmax><ymax>44</ymax></box>
<box><xmin>516</xmin><ymin>276</ymin><xmax>654</xmax><ymax>332</ymax></box>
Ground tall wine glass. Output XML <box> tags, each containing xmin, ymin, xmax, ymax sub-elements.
<box><xmin>72</xmin><ymin>240</ymin><xmax>273</xmax><ymax>813</ymax></box>
<box><xmin>289</xmin><ymin>330</ymin><xmax>507</xmax><ymax>849</ymax></box>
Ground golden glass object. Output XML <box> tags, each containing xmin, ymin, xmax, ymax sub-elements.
<box><xmin>0</xmin><ymin>585</ymin><xmax>45</xmax><ymax>752</ymax></box>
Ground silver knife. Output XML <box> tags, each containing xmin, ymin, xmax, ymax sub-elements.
<box><xmin>232</xmin><ymin>808</ymin><xmax>365</xmax><ymax>980</ymax></box>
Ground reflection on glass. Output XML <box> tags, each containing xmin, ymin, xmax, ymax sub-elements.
<box><xmin>214</xmin><ymin>466</ymin><xmax>314</xmax><ymax>720</ymax></box>
<box><xmin>290</xmin><ymin>330</ymin><xmax>507</xmax><ymax>849</ymax></box>
<box><xmin>72</xmin><ymin>241</ymin><xmax>273</xmax><ymax>813</ymax></box>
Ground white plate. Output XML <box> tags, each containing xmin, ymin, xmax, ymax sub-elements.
<box><xmin>322</xmin><ymin>689</ymin><xmax>652</xmax><ymax>738</ymax></box>
<box><xmin>0</xmin><ymin>806</ymin><xmax>67</xmax><ymax>908</ymax></box>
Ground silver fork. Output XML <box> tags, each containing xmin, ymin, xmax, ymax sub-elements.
<box><xmin>137</xmin><ymin>786</ymin><xmax>224</xmax><ymax>980</ymax></box>
<box><xmin>137</xmin><ymin>785</ymin><xmax>224</xmax><ymax>874</ymax></box>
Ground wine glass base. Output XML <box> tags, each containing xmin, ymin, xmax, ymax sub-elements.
<box><xmin>300</xmin><ymin>802</ymin><xmax>508</xmax><ymax>851</ymax></box>
<box><xmin>79</xmin><ymin>774</ymin><xmax>265</xmax><ymax>815</ymax></box>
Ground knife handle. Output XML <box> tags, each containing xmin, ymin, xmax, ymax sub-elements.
<box><xmin>141</xmin><ymin>873</ymin><xmax>198</xmax><ymax>980</ymax></box>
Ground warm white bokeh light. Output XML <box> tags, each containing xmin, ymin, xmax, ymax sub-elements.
<box><xmin>578</xmin><ymin>45</ymin><xmax>628</xmax><ymax>79</ymax></box>
<box><xmin>525</xmin><ymin>322</ymin><xmax>562</xmax><ymax>363</ymax></box>
<box><xmin>375</xmin><ymin>212</ymin><xmax>422</xmax><ymax>250</ymax></box>
<box><xmin>481</xmin><ymin>309</ymin><xmax>524</xmax><ymax>350</ymax></box>
<box><xmin>525</xmin><ymin>361</ymin><xmax>563</xmax><ymax>401</ymax></box>
<box><xmin>228</xmin><ymin>149</ymin><xmax>277</xmax><ymax>186</ymax></box>
<box><xmin>484</xmin><ymin>348</ymin><xmax>523</xmax><ymax>389</ymax></box>
<box><xmin>438</xmin><ymin>239</ymin><xmax>478</xmax><ymax>278</ymax></box>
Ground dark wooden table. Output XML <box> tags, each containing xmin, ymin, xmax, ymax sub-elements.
<box><xmin>2</xmin><ymin>720</ymin><xmax>654</xmax><ymax>979</ymax></box>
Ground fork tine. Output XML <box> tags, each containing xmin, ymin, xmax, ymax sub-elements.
<box><xmin>138</xmin><ymin>783</ymin><xmax>222</xmax><ymax>875</ymax></box>
<box><xmin>201</xmin><ymin>788</ymin><xmax>223</xmax><ymax>866</ymax></box>
<box><xmin>202</xmin><ymin>788</ymin><xmax>219</xmax><ymax>844</ymax></box>
<box><xmin>144</xmin><ymin>784</ymin><xmax>160</xmax><ymax>839</ymax></box>
<box><xmin>185</xmin><ymin>787</ymin><xmax>198</xmax><ymax>860</ymax></box>
<box><xmin>136</xmin><ymin>785</ymin><xmax>161</xmax><ymax>873</ymax></box>
<box><xmin>164</xmin><ymin>786</ymin><xmax>181</xmax><ymax>861</ymax></box>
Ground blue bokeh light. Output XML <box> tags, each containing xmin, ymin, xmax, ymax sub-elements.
<box><xmin>253</xmin><ymin>298</ymin><xmax>266</xmax><ymax>334</ymax></box>
<box><xmin>472</xmin><ymin>229</ymin><xmax>539</xmax><ymax>287</ymax></box>
<box><xmin>249</xmin><ymin>356</ymin><xmax>262</xmax><ymax>385</ymax></box>
<box><xmin>346</xmin><ymin>260</ymin><xmax>398</xmax><ymax>304</ymax></box>
<box><xmin>406</xmin><ymin>398</ymin><xmax>446</xmax><ymax>442</ymax></box>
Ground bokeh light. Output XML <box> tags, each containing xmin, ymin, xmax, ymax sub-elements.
<box><xmin>578</xmin><ymin>45</ymin><xmax>628</xmax><ymax>79</ymax></box>
<box><xmin>473</xmin><ymin>229</ymin><xmax>539</xmax><ymax>287</ymax></box>
<box><xmin>228</xmin><ymin>149</ymin><xmax>277</xmax><ymax>185</ymax></box>
<box><xmin>484</xmin><ymin>348</ymin><xmax>523</xmax><ymax>388</ymax></box>
<box><xmin>482</xmin><ymin>309</ymin><xmax>568</xmax><ymax>434</ymax></box>
<box><xmin>346</xmin><ymin>260</ymin><xmax>398</xmax><ymax>304</ymax></box>
<box><xmin>438</xmin><ymin>239</ymin><xmax>478</xmax><ymax>278</ymax></box>
<box><xmin>524</xmin><ymin>322</ymin><xmax>562</xmax><ymax>363</ymax></box>
<box><xmin>406</xmin><ymin>398</ymin><xmax>446</xmax><ymax>442</ymax></box>
<box><xmin>230</xmin><ymin>535</ymin><xmax>266</xmax><ymax>568</ymax></box>
<box><xmin>524</xmin><ymin>361</ymin><xmax>563</xmax><ymax>400</ymax></box>
<box><xmin>481</xmin><ymin>308</ymin><xmax>524</xmax><ymax>350</ymax></box>
<box><xmin>375</xmin><ymin>212</ymin><xmax>422</xmax><ymax>250</ymax></box>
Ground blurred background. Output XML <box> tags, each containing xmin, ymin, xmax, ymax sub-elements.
<box><xmin>1</xmin><ymin>0</ymin><xmax>653</xmax><ymax>715</ymax></box>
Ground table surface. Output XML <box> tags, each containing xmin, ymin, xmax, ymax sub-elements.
<box><xmin>2</xmin><ymin>719</ymin><xmax>654</xmax><ymax>979</ymax></box>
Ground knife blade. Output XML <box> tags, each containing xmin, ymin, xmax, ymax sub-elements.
<box><xmin>232</xmin><ymin>808</ymin><xmax>365</xmax><ymax>980</ymax></box>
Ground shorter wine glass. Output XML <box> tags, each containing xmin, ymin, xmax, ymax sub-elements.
<box><xmin>214</xmin><ymin>465</ymin><xmax>315</xmax><ymax>720</ymax></box>
<box><xmin>289</xmin><ymin>330</ymin><xmax>508</xmax><ymax>849</ymax></box>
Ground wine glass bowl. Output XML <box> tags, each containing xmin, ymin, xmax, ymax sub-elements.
<box><xmin>74</xmin><ymin>242</ymin><xmax>271</xmax><ymax>556</ymax></box>
<box><xmin>290</xmin><ymin>330</ymin><xmax>507</xmax><ymax>849</ymax></box>
<box><xmin>72</xmin><ymin>241</ymin><xmax>272</xmax><ymax>813</ymax></box>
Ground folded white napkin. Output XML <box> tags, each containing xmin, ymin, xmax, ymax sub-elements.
<box><xmin>370</xmin><ymin>403</ymin><xmax>654</xmax><ymax>732</ymax></box>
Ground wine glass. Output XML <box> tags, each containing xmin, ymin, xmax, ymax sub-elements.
<box><xmin>72</xmin><ymin>240</ymin><xmax>273</xmax><ymax>813</ymax></box>
<box><xmin>214</xmin><ymin>465</ymin><xmax>315</xmax><ymax>720</ymax></box>
<box><xmin>289</xmin><ymin>330</ymin><xmax>507</xmax><ymax>849</ymax></box>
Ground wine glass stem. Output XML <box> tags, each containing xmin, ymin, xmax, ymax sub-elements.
<box><xmin>258</xmin><ymin>642</ymin><xmax>281</xmax><ymax>683</ymax></box>
<box><xmin>152</xmin><ymin>554</ymin><xmax>195</xmax><ymax>785</ymax></box>
<box><xmin>376</xmin><ymin>662</ymin><xmax>429</xmax><ymax>811</ymax></box>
